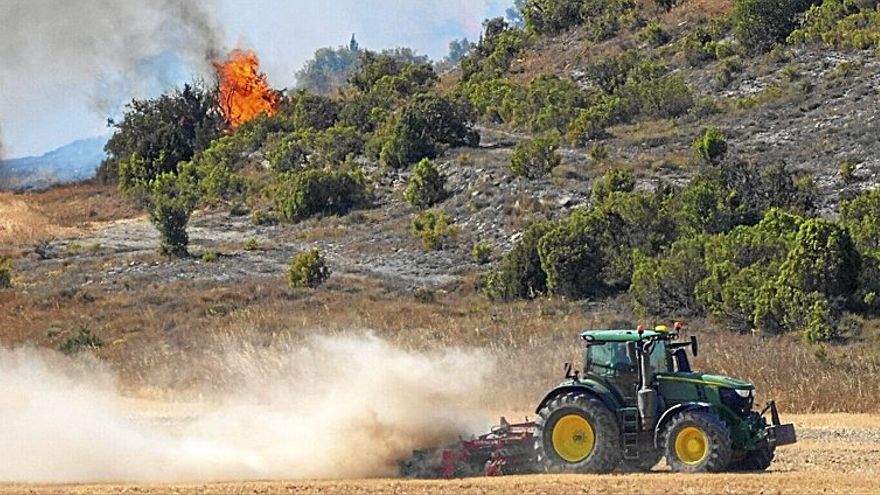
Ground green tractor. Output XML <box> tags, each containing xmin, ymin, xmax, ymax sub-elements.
<box><xmin>534</xmin><ymin>325</ymin><xmax>797</xmax><ymax>473</ymax></box>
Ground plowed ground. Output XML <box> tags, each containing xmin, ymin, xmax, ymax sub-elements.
<box><xmin>2</xmin><ymin>414</ymin><xmax>878</xmax><ymax>495</ymax></box>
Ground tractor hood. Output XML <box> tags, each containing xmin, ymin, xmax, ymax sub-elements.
<box><xmin>657</xmin><ymin>372</ymin><xmax>754</xmax><ymax>391</ymax></box>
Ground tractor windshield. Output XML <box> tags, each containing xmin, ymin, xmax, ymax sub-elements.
<box><xmin>585</xmin><ymin>340</ymin><xmax>670</xmax><ymax>377</ymax></box>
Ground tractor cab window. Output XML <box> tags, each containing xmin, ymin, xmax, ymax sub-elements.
<box><xmin>585</xmin><ymin>341</ymin><xmax>670</xmax><ymax>377</ymax></box>
<box><xmin>585</xmin><ymin>343</ymin><xmax>636</xmax><ymax>378</ymax></box>
<box><xmin>650</xmin><ymin>341</ymin><xmax>670</xmax><ymax>373</ymax></box>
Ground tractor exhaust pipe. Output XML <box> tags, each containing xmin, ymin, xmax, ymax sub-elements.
<box><xmin>637</xmin><ymin>340</ymin><xmax>657</xmax><ymax>431</ymax></box>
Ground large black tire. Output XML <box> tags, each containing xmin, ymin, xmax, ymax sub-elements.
<box><xmin>535</xmin><ymin>392</ymin><xmax>622</xmax><ymax>473</ymax></box>
<box><xmin>663</xmin><ymin>409</ymin><xmax>732</xmax><ymax>473</ymax></box>
<box><xmin>728</xmin><ymin>442</ymin><xmax>775</xmax><ymax>471</ymax></box>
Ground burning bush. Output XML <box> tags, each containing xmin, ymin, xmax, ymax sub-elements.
<box><xmin>214</xmin><ymin>49</ymin><xmax>280</xmax><ymax>129</ymax></box>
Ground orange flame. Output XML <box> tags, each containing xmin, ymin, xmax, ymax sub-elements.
<box><xmin>214</xmin><ymin>49</ymin><xmax>279</xmax><ymax>129</ymax></box>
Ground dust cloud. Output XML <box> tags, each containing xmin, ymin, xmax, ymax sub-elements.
<box><xmin>0</xmin><ymin>335</ymin><xmax>494</xmax><ymax>483</ymax></box>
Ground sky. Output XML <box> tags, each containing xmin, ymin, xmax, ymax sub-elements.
<box><xmin>0</xmin><ymin>0</ymin><xmax>510</xmax><ymax>159</ymax></box>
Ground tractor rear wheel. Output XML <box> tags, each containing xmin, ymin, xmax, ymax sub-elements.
<box><xmin>663</xmin><ymin>409</ymin><xmax>732</xmax><ymax>472</ymax></box>
<box><xmin>728</xmin><ymin>442</ymin><xmax>774</xmax><ymax>471</ymax></box>
<box><xmin>535</xmin><ymin>392</ymin><xmax>622</xmax><ymax>473</ymax></box>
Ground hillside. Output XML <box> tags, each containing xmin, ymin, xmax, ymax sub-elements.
<box><xmin>0</xmin><ymin>136</ymin><xmax>107</xmax><ymax>191</ymax></box>
<box><xmin>4</xmin><ymin>0</ymin><xmax>880</xmax><ymax>490</ymax></box>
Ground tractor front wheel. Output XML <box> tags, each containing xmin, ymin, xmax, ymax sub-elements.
<box><xmin>663</xmin><ymin>409</ymin><xmax>732</xmax><ymax>472</ymax></box>
<box><xmin>535</xmin><ymin>392</ymin><xmax>622</xmax><ymax>473</ymax></box>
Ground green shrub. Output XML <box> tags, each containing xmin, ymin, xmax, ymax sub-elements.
<box><xmin>778</xmin><ymin>218</ymin><xmax>860</xmax><ymax>300</ymax></box>
<box><xmin>626</xmin><ymin>75</ymin><xmax>694</xmax><ymax>119</ymax></box>
<box><xmin>588</xmin><ymin>143</ymin><xmax>610</xmax><ymax>164</ymax></box>
<box><xmin>250</xmin><ymin>209</ymin><xmax>278</xmax><ymax>226</ymax></box>
<box><xmin>0</xmin><ymin>257</ymin><xmax>11</xmax><ymax>288</ymax></box>
<box><xmin>522</xmin><ymin>0</ymin><xmax>640</xmax><ymax>40</ymax></box>
<box><xmin>286</xmin><ymin>91</ymin><xmax>341</xmax><ymax>130</ymax></box>
<box><xmin>267</xmin><ymin>130</ymin><xmax>317</xmax><ymax>173</ymax></box>
<box><xmin>840</xmin><ymin>189</ymin><xmax>880</xmax><ymax>313</ymax></box>
<box><xmin>288</xmin><ymin>248</ymin><xmax>331</xmax><ymax>289</ymax></box>
<box><xmin>693</xmin><ymin>127</ymin><xmax>728</xmax><ymax>164</ymax></box>
<box><xmin>839</xmin><ymin>158</ymin><xmax>857</xmax><ymax>182</ymax></box>
<box><xmin>641</xmin><ymin>22</ymin><xmax>671</xmax><ymax>47</ymax></box>
<box><xmin>60</xmin><ymin>326</ymin><xmax>103</xmax><ymax>355</ymax></box>
<box><xmin>148</xmin><ymin>170</ymin><xmax>199</xmax><ymax>257</ymax></box>
<box><xmin>788</xmin><ymin>0</ymin><xmax>880</xmax><ymax>50</ymax></box>
<box><xmin>695</xmin><ymin>209</ymin><xmax>804</xmax><ymax>330</ymax></box>
<box><xmin>201</xmin><ymin>251</ymin><xmax>218</xmax><ymax>263</ymax></box>
<box><xmin>460</xmin><ymin>18</ymin><xmax>527</xmax><ymax>82</ymax></box>
<box><xmin>508</xmin><ymin>74</ymin><xmax>586</xmax><ymax>133</ymax></box>
<box><xmin>591</xmin><ymin>169</ymin><xmax>636</xmax><ymax>203</ymax></box>
<box><xmin>680</xmin><ymin>17</ymin><xmax>733</xmax><ymax>66</ymax></box>
<box><xmin>509</xmin><ymin>132</ymin><xmax>562</xmax><ymax>179</ymax></box>
<box><xmin>537</xmin><ymin>209</ymin><xmax>606</xmax><ymax>297</ymax></box>
<box><xmin>379</xmin><ymin>94</ymin><xmax>479</xmax><ymax>169</ymax></box>
<box><xmin>484</xmin><ymin>220</ymin><xmax>556</xmax><ymax>300</ymax></box>
<box><xmin>404</xmin><ymin>158</ymin><xmax>447</xmax><ymax>209</ymax></box>
<box><xmin>313</xmin><ymin>124</ymin><xmax>364</xmax><ymax>166</ymax></box>
<box><xmin>414</xmin><ymin>287</ymin><xmax>436</xmax><ymax>303</ymax></box>
<box><xmin>631</xmin><ymin>235</ymin><xmax>710</xmax><ymax>317</ymax></box>
<box><xmin>472</xmin><ymin>241</ymin><xmax>494</xmax><ymax>264</ymax></box>
<box><xmin>244</xmin><ymin>238</ymin><xmax>260</xmax><ymax>251</ymax></box>
<box><xmin>411</xmin><ymin>210</ymin><xmax>460</xmax><ymax>251</ymax></box>
<box><xmin>734</xmin><ymin>0</ymin><xmax>798</xmax><ymax>54</ymax></box>
<box><xmin>272</xmin><ymin>167</ymin><xmax>370</xmax><ymax>222</ymax></box>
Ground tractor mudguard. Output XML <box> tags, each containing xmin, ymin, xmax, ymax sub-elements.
<box><xmin>534</xmin><ymin>380</ymin><xmax>622</xmax><ymax>415</ymax></box>
<box><xmin>653</xmin><ymin>402</ymin><xmax>714</xmax><ymax>449</ymax></box>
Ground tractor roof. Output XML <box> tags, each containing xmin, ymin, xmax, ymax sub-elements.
<box><xmin>580</xmin><ymin>329</ymin><xmax>670</xmax><ymax>342</ymax></box>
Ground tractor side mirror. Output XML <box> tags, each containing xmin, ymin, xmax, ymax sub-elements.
<box><xmin>690</xmin><ymin>335</ymin><xmax>699</xmax><ymax>357</ymax></box>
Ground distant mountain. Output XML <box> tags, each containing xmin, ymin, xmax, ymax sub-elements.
<box><xmin>0</xmin><ymin>136</ymin><xmax>108</xmax><ymax>191</ymax></box>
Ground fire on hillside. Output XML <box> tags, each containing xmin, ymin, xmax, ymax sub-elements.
<box><xmin>214</xmin><ymin>49</ymin><xmax>279</xmax><ymax>129</ymax></box>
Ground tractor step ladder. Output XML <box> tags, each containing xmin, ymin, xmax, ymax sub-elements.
<box><xmin>620</xmin><ymin>407</ymin><xmax>640</xmax><ymax>460</ymax></box>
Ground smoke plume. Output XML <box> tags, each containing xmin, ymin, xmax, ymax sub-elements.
<box><xmin>0</xmin><ymin>335</ymin><xmax>493</xmax><ymax>483</ymax></box>
<box><xmin>0</xmin><ymin>0</ymin><xmax>223</xmax><ymax>118</ymax></box>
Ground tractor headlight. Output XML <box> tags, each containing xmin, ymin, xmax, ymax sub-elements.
<box><xmin>735</xmin><ymin>388</ymin><xmax>752</xmax><ymax>399</ymax></box>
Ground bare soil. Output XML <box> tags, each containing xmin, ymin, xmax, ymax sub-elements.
<box><xmin>1</xmin><ymin>413</ymin><xmax>877</xmax><ymax>495</ymax></box>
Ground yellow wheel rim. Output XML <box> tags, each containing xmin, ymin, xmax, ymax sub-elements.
<box><xmin>675</xmin><ymin>426</ymin><xmax>709</xmax><ymax>465</ymax></box>
<box><xmin>552</xmin><ymin>414</ymin><xmax>595</xmax><ymax>463</ymax></box>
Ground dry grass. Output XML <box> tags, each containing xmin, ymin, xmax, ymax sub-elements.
<box><xmin>4</xmin><ymin>265</ymin><xmax>878</xmax><ymax>413</ymax></box>
<box><xmin>0</xmin><ymin>182</ymin><xmax>139</xmax><ymax>254</ymax></box>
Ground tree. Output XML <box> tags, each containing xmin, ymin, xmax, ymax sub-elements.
<box><xmin>295</xmin><ymin>45</ymin><xmax>359</xmax><ymax>95</ymax></box>
<box><xmin>101</xmin><ymin>82</ymin><xmax>223</xmax><ymax>193</ymax></box>
<box><xmin>447</xmin><ymin>38</ymin><xmax>474</xmax><ymax>63</ymax></box>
